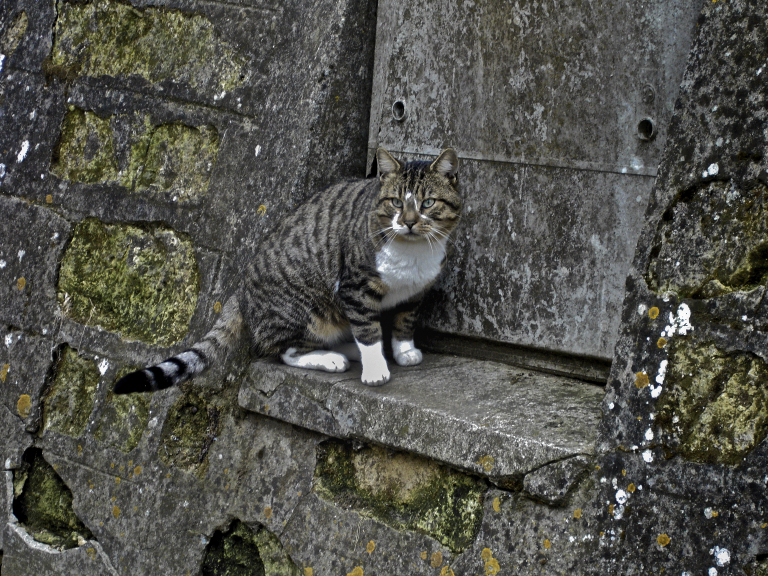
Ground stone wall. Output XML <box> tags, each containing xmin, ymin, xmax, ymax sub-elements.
<box><xmin>0</xmin><ymin>0</ymin><xmax>767</xmax><ymax>575</ymax></box>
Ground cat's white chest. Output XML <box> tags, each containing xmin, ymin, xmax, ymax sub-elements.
<box><xmin>376</xmin><ymin>239</ymin><xmax>445</xmax><ymax>309</ymax></box>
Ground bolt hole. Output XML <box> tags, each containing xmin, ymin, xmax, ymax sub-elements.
<box><xmin>637</xmin><ymin>117</ymin><xmax>656</xmax><ymax>141</ymax></box>
<box><xmin>392</xmin><ymin>100</ymin><xmax>407</xmax><ymax>122</ymax></box>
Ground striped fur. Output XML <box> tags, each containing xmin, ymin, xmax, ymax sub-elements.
<box><xmin>113</xmin><ymin>148</ymin><xmax>461</xmax><ymax>393</ymax></box>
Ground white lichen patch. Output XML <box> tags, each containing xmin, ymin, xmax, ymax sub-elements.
<box><xmin>661</xmin><ymin>303</ymin><xmax>694</xmax><ymax>338</ymax></box>
<box><xmin>98</xmin><ymin>358</ymin><xmax>109</xmax><ymax>375</ymax></box>
<box><xmin>642</xmin><ymin>450</ymin><xmax>654</xmax><ymax>463</ymax></box>
<box><xmin>702</xmin><ymin>163</ymin><xmax>719</xmax><ymax>178</ymax></box>
<box><xmin>711</xmin><ymin>546</ymin><xmax>730</xmax><ymax>567</ymax></box>
<box><xmin>16</xmin><ymin>140</ymin><xmax>29</xmax><ymax>163</ymax></box>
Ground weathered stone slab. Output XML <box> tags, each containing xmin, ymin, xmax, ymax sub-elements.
<box><xmin>239</xmin><ymin>354</ymin><xmax>604</xmax><ymax>487</ymax></box>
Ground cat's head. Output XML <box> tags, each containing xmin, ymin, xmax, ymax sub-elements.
<box><xmin>373</xmin><ymin>147</ymin><xmax>461</xmax><ymax>245</ymax></box>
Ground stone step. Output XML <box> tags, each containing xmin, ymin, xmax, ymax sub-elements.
<box><xmin>238</xmin><ymin>353</ymin><xmax>604</xmax><ymax>498</ymax></box>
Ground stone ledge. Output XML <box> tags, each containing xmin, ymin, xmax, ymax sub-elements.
<box><xmin>238</xmin><ymin>353</ymin><xmax>604</xmax><ymax>493</ymax></box>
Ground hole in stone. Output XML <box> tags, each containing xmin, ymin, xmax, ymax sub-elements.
<box><xmin>637</xmin><ymin>117</ymin><xmax>656</xmax><ymax>141</ymax></box>
<box><xmin>392</xmin><ymin>100</ymin><xmax>407</xmax><ymax>122</ymax></box>
<box><xmin>12</xmin><ymin>447</ymin><xmax>94</xmax><ymax>550</ymax></box>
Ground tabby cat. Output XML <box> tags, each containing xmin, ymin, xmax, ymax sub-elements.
<box><xmin>114</xmin><ymin>147</ymin><xmax>461</xmax><ymax>393</ymax></box>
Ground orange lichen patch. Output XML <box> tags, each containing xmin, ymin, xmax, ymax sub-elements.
<box><xmin>493</xmin><ymin>497</ymin><xmax>501</xmax><ymax>512</ymax></box>
<box><xmin>115</xmin><ymin>477</ymin><xmax>121</xmax><ymax>484</ymax></box>
<box><xmin>112</xmin><ymin>505</ymin><xmax>121</xmax><ymax>519</ymax></box>
<box><xmin>608</xmin><ymin>504</ymin><xmax>615</xmax><ymax>515</ymax></box>
<box><xmin>711</xmin><ymin>510</ymin><xmax>718</xmax><ymax>518</ymax></box>
<box><xmin>257</xmin><ymin>205</ymin><xmax>267</xmax><ymax>216</ymax></box>
<box><xmin>346</xmin><ymin>567</ymin><xmax>363</xmax><ymax>576</ymax></box>
<box><xmin>573</xmin><ymin>508</ymin><xmax>582</xmax><ymax>519</ymax></box>
<box><xmin>621</xmin><ymin>469</ymin><xmax>627</xmax><ymax>476</ymax></box>
<box><xmin>16</xmin><ymin>394</ymin><xmax>31</xmax><ymax>418</ymax></box>
<box><xmin>481</xmin><ymin>548</ymin><xmax>500</xmax><ymax>575</ymax></box>
<box><xmin>477</xmin><ymin>455</ymin><xmax>495</xmax><ymax>472</ymax></box>
<box><xmin>86</xmin><ymin>547</ymin><xmax>96</xmax><ymax>560</ymax></box>
<box><xmin>264</xmin><ymin>506</ymin><xmax>273</xmax><ymax>519</ymax></box>
<box><xmin>627</xmin><ymin>483</ymin><xmax>636</xmax><ymax>493</ymax></box>
<box><xmin>17</xmin><ymin>277</ymin><xmax>26</xmax><ymax>291</ymax></box>
<box><xmin>366</xmin><ymin>540</ymin><xmax>375</xmax><ymax>554</ymax></box>
<box><xmin>762</xmin><ymin>523</ymin><xmax>767</xmax><ymax>528</ymax></box>
<box><xmin>543</xmin><ymin>539</ymin><xmax>551</xmax><ymax>550</ymax></box>
<box><xmin>46</xmin><ymin>194</ymin><xmax>54</xmax><ymax>204</ymax></box>
<box><xmin>213</xmin><ymin>301</ymin><xmax>222</xmax><ymax>313</ymax></box>
<box><xmin>133</xmin><ymin>465</ymin><xmax>142</xmax><ymax>476</ymax></box>
<box><xmin>657</xmin><ymin>337</ymin><xmax>668</xmax><ymax>348</ymax></box>
<box><xmin>0</xmin><ymin>364</ymin><xmax>9</xmax><ymax>383</ymax></box>
<box><xmin>421</xmin><ymin>551</ymin><xmax>428</xmax><ymax>560</ymax></box>
<box><xmin>648</xmin><ymin>306</ymin><xmax>660</xmax><ymax>319</ymax></box>
<box><xmin>304</xmin><ymin>569</ymin><xmax>314</xmax><ymax>576</ymax></box>
<box><xmin>440</xmin><ymin>567</ymin><xmax>455</xmax><ymax>576</ymax></box>
<box><xmin>635</xmin><ymin>372</ymin><xmax>650</xmax><ymax>389</ymax></box>
<box><xmin>657</xmin><ymin>533</ymin><xmax>671</xmax><ymax>547</ymax></box>
<box><xmin>431</xmin><ymin>551</ymin><xmax>443</xmax><ymax>568</ymax></box>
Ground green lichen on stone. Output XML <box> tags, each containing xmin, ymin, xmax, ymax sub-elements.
<box><xmin>51</xmin><ymin>0</ymin><xmax>247</xmax><ymax>92</ymax></box>
<box><xmin>51</xmin><ymin>107</ymin><xmax>118</xmax><ymax>184</ymax></box>
<box><xmin>57</xmin><ymin>218</ymin><xmax>199</xmax><ymax>346</ymax></box>
<box><xmin>201</xmin><ymin>519</ymin><xmax>301</xmax><ymax>576</ymax></box>
<box><xmin>52</xmin><ymin>106</ymin><xmax>219</xmax><ymax>200</ymax></box>
<box><xmin>42</xmin><ymin>346</ymin><xmax>99</xmax><ymax>437</ymax></box>
<box><xmin>646</xmin><ymin>181</ymin><xmax>768</xmax><ymax>298</ymax></box>
<box><xmin>315</xmin><ymin>440</ymin><xmax>486</xmax><ymax>553</ymax></box>
<box><xmin>12</xmin><ymin>448</ymin><xmax>94</xmax><ymax>549</ymax></box>
<box><xmin>1</xmin><ymin>10</ymin><xmax>28</xmax><ymax>56</ymax></box>
<box><xmin>134</xmin><ymin>122</ymin><xmax>219</xmax><ymax>201</ymax></box>
<box><xmin>159</xmin><ymin>387</ymin><xmax>219</xmax><ymax>474</ymax></box>
<box><xmin>656</xmin><ymin>339</ymin><xmax>768</xmax><ymax>465</ymax></box>
<box><xmin>94</xmin><ymin>367</ymin><xmax>150</xmax><ymax>453</ymax></box>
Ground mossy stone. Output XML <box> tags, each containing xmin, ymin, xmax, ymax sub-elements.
<box><xmin>94</xmin><ymin>367</ymin><xmax>151</xmax><ymax>453</ymax></box>
<box><xmin>57</xmin><ymin>218</ymin><xmax>199</xmax><ymax>346</ymax></box>
<box><xmin>315</xmin><ymin>441</ymin><xmax>486</xmax><ymax>553</ymax></box>
<box><xmin>13</xmin><ymin>448</ymin><xmax>94</xmax><ymax>549</ymax></box>
<box><xmin>135</xmin><ymin>122</ymin><xmax>219</xmax><ymax>201</ymax></box>
<box><xmin>42</xmin><ymin>346</ymin><xmax>99</xmax><ymax>438</ymax></box>
<box><xmin>656</xmin><ymin>338</ymin><xmax>768</xmax><ymax>465</ymax></box>
<box><xmin>201</xmin><ymin>520</ymin><xmax>301</xmax><ymax>576</ymax></box>
<box><xmin>159</xmin><ymin>387</ymin><xmax>219</xmax><ymax>474</ymax></box>
<box><xmin>51</xmin><ymin>0</ymin><xmax>247</xmax><ymax>91</ymax></box>
<box><xmin>51</xmin><ymin>107</ymin><xmax>118</xmax><ymax>184</ymax></box>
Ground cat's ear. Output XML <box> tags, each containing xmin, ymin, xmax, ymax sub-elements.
<box><xmin>430</xmin><ymin>148</ymin><xmax>459</xmax><ymax>179</ymax></box>
<box><xmin>377</xmin><ymin>147</ymin><xmax>401</xmax><ymax>179</ymax></box>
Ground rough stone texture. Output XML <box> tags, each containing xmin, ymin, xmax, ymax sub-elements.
<box><xmin>596</xmin><ymin>0</ymin><xmax>768</xmax><ymax>574</ymax></box>
<box><xmin>0</xmin><ymin>0</ymin><xmax>766</xmax><ymax>574</ymax></box>
<box><xmin>239</xmin><ymin>354</ymin><xmax>604</xmax><ymax>487</ymax></box>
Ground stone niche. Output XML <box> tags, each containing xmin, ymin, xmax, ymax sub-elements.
<box><xmin>368</xmin><ymin>0</ymin><xmax>702</xmax><ymax>373</ymax></box>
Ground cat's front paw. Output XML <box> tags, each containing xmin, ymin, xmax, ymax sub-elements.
<box><xmin>392</xmin><ymin>338</ymin><xmax>423</xmax><ymax>367</ymax></box>
<box><xmin>361</xmin><ymin>362</ymin><xmax>391</xmax><ymax>386</ymax></box>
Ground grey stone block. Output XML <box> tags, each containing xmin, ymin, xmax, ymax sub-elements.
<box><xmin>239</xmin><ymin>353</ymin><xmax>604</xmax><ymax>487</ymax></box>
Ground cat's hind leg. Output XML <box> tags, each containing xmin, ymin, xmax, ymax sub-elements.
<box><xmin>280</xmin><ymin>347</ymin><xmax>350</xmax><ymax>373</ymax></box>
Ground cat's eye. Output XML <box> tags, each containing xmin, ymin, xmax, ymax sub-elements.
<box><xmin>391</xmin><ymin>198</ymin><xmax>403</xmax><ymax>208</ymax></box>
<box><xmin>421</xmin><ymin>198</ymin><xmax>435</xmax><ymax>209</ymax></box>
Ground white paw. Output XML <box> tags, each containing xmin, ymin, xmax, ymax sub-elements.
<box><xmin>395</xmin><ymin>348</ymin><xmax>422</xmax><ymax>366</ymax></box>
<box><xmin>392</xmin><ymin>338</ymin><xmax>423</xmax><ymax>367</ymax></box>
<box><xmin>316</xmin><ymin>351</ymin><xmax>351</xmax><ymax>372</ymax></box>
<box><xmin>361</xmin><ymin>362</ymin><xmax>390</xmax><ymax>386</ymax></box>
<box><xmin>281</xmin><ymin>348</ymin><xmax>350</xmax><ymax>373</ymax></box>
<box><xmin>356</xmin><ymin>340</ymin><xmax>391</xmax><ymax>386</ymax></box>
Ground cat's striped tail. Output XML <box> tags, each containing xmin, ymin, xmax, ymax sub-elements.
<box><xmin>113</xmin><ymin>297</ymin><xmax>243</xmax><ymax>394</ymax></box>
